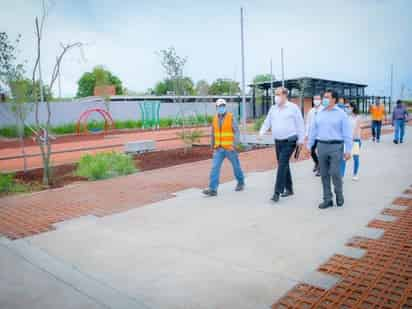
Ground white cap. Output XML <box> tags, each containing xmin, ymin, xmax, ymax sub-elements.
<box><xmin>215</xmin><ymin>98</ymin><xmax>226</xmax><ymax>106</ymax></box>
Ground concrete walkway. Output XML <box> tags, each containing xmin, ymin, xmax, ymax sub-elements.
<box><xmin>1</xmin><ymin>128</ymin><xmax>411</xmax><ymax>308</ymax></box>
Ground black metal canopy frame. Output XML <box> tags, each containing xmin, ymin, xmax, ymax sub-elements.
<box><xmin>249</xmin><ymin>77</ymin><xmax>391</xmax><ymax>118</ymax></box>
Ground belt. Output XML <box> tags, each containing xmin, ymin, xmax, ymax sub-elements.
<box><xmin>275</xmin><ymin>135</ymin><xmax>298</xmax><ymax>143</ymax></box>
<box><xmin>318</xmin><ymin>140</ymin><xmax>343</xmax><ymax>144</ymax></box>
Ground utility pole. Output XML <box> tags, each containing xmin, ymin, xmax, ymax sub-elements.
<box><xmin>240</xmin><ymin>7</ymin><xmax>247</xmax><ymax>130</ymax></box>
<box><xmin>390</xmin><ymin>64</ymin><xmax>393</xmax><ymax>102</ymax></box>
<box><xmin>58</xmin><ymin>58</ymin><xmax>62</xmax><ymax>99</ymax></box>
<box><xmin>281</xmin><ymin>48</ymin><xmax>285</xmax><ymax>88</ymax></box>
<box><xmin>270</xmin><ymin>58</ymin><xmax>274</xmax><ymax>105</ymax></box>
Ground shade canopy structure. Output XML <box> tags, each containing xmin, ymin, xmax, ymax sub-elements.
<box><xmin>249</xmin><ymin>76</ymin><xmax>367</xmax><ymax>98</ymax></box>
<box><xmin>248</xmin><ymin>76</ymin><xmax>391</xmax><ymax>118</ymax></box>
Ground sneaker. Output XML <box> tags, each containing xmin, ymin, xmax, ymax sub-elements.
<box><xmin>352</xmin><ymin>175</ymin><xmax>359</xmax><ymax>181</ymax></box>
<box><xmin>394</xmin><ymin>140</ymin><xmax>399</xmax><ymax>144</ymax></box>
<box><xmin>202</xmin><ymin>189</ymin><xmax>217</xmax><ymax>196</ymax></box>
<box><xmin>235</xmin><ymin>183</ymin><xmax>244</xmax><ymax>191</ymax></box>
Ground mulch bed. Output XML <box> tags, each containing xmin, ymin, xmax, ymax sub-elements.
<box><xmin>6</xmin><ymin>146</ymin><xmax>226</xmax><ymax>193</ymax></box>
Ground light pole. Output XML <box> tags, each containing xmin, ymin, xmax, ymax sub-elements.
<box><xmin>240</xmin><ymin>7</ymin><xmax>247</xmax><ymax>131</ymax></box>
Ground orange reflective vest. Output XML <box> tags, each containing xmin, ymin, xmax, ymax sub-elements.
<box><xmin>370</xmin><ymin>104</ymin><xmax>385</xmax><ymax>121</ymax></box>
<box><xmin>213</xmin><ymin>113</ymin><xmax>234</xmax><ymax>150</ymax></box>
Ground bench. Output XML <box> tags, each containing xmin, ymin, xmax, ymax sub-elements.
<box><xmin>240</xmin><ymin>134</ymin><xmax>274</xmax><ymax>145</ymax></box>
<box><xmin>124</xmin><ymin>140</ymin><xmax>156</xmax><ymax>154</ymax></box>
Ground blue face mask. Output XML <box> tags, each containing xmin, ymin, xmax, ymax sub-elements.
<box><xmin>337</xmin><ymin>102</ymin><xmax>345</xmax><ymax>109</ymax></box>
<box><xmin>322</xmin><ymin>98</ymin><xmax>330</xmax><ymax>107</ymax></box>
<box><xmin>217</xmin><ymin>106</ymin><xmax>226</xmax><ymax>115</ymax></box>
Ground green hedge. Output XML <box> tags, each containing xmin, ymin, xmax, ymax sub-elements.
<box><xmin>0</xmin><ymin>116</ymin><xmax>213</xmax><ymax>138</ymax></box>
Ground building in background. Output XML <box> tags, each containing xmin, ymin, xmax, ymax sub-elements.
<box><xmin>249</xmin><ymin>77</ymin><xmax>391</xmax><ymax>118</ymax></box>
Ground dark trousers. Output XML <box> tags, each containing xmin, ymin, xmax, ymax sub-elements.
<box><xmin>274</xmin><ymin>137</ymin><xmax>297</xmax><ymax>194</ymax></box>
<box><xmin>318</xmin><ymin>143</ymin><xmax>344</xmax><ymax>203</ymax></box>
<box><xmin>311</xmin><ymin>140</ymin><xmax>319</xmax><ymax>166</ymax></box>
<box><xmin>371</xmin><ymin>120</ymin><xmax>382</xmax><ymax>141</ymax></box>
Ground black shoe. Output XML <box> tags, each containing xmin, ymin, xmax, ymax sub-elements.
<box><xmin>315</xmin><ymin>169</ymin><xmax>321</xmax><ymax>177</ymax></box>
<box><xmin>393</xmin><ymin>140</ymin><xmax>398</xmax><ymax>144</ymax></box>
<box><xmin>281</xmin><ymin>190</ymin><xmax>294</xmax><ymax>197</ymax></box>
<box><xmin>202</xmin><ymin>189</ymin><xmax>217</xmax><ymax>196</ymax></box>
<box><xmin>271</xmin><ymin>193</ymin><xmax>280</xmax><ymax>202</ymax></box>
<box><xmin>312</xmin><ymin>164</ymin><xmax>319</xmax><ymax>172</ymax></box>
<box><xmin>336</xmin><ymin>197</ymin><xmax>344</xmax><ymax>207</ymax></box>
<box><xmin>235</xmin><ymin>183</ymin><xmax>244</xmax><ymax>191</ymax></box>
<box><xmin>318</xmin><ymin>200</ymin><xmax>334</xmax><ymax>209</ymax></box>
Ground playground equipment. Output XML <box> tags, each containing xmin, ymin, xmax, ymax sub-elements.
<box><xmin>139</xmin><ymin>101</ymin><xmax>161</xmax><ymax>129</ymax></box>
<box><xmin>76</xmin><ymin>108</ymin><xmax>114</xmax><ymax>134</ymax></box>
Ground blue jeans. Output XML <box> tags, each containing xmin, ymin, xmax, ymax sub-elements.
<box><xmin>341</xmin><ymin>140</ymin><xmax>361</xmax><ymax>177</ymax></box>
<box><xmin>372</xmin><ymin>120</ymin><xmax>382</xmax><ymax>141</ymax></box>
<box><xmin>394</xmin><ymin>119</ymin><xmax>405</xmax><ymax>143</ymax></box>
<box><xmin>209</xmin><ymin>148</ymin><xmax>244</xmax><ymax>191</ymax></box>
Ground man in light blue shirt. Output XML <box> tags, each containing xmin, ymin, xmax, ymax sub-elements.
<box><xmin>259</xmin><ymin>87</ymin><xmax>305</xmax><ymax>203</ymax></box>
<box><xmin>308</xmin><ymin>89</ymin><xmax>352</xmax><ymax>209</ymax></box>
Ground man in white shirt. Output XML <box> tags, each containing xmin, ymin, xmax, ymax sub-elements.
<box><xmin>305</xmin><ymin>95</ymin><xmax>323</xmax><ymax>176</ymax></box>
<box><xmin>259</xmin><ymin>87</ymin><xmax>305</xmax><ymax>202</ymax></box>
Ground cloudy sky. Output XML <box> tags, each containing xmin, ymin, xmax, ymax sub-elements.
<box><xmin>2</xmin><ymin>0</ymin><xmax>412</xmax><ymax>98</ymax></box>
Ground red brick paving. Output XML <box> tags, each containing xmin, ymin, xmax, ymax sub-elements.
<box><xmin>272</xmin><ymin>190</ymin><xmax>412</xmax><ymax>309</ymax></box>
<box><xmin>0</xmin><ymin>147</ymin><xmax>280</xmax><ymax>239</ymax></box>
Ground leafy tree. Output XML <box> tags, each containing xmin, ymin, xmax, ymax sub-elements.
<box><xmin>253</xmin><ymin>74</ymin><xmax>275</xmax><ymax>84</ymax></box>
<box><xmin>209</xmin><ymin>78</ymin><xmax>240</xmax><ymax>95</ymax></box>
<box><xmin>0</xmin><ymin>32</ymin><xmax>24</xmax><ymax>88</ymax></box>
<box><xmin>195</xmin><ymin>79</ymin><xmax>209</xmax><ymax>96</ymax></box>
<box><xmin>76</xmin><ymin>66</ymin><xmax>123</xmax><ymax>97</ymax></box>
<box><xmin>154</xmin><ymin>77</ymin><xmax>195</xmax><ymax>96</ymax></box>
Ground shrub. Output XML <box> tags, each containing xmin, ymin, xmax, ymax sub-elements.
<box><xmin>159</xmin><ymin>118</ymin><xmax>173</xmax><ymax>128</ymax></box>
<box><xmin>0</xmin><ymin>125</ymin><xmax>32</xmax><ymax>138</ymax></box>
<box><xmin>0</xmin><ymin>173</ymin><xmax>29</xmax><ymax>194</ymax></box>
<box><xmin>50</xmin><ymin>123</ymin><xmax>77</xmax><ymax>135</ymax></box>
<box><xmin>75</xmin><ymin>152</ymin><xmax>137</xmax><ymax>181</ymax></box>
<box><xmin>177</xmin><ymin>129</ymin><xmax>204</xmax><ymax>152</ymax></box>
<box><xmin>253</xmin><ymin>117</ymin><xmax>265</xmax><ymax>132</ymax></box>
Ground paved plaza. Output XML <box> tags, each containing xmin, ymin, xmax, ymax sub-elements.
<box><xmin>1</xmin><ymin>128</ymin><xmax>411</xmax><ymax>308</ymax></box>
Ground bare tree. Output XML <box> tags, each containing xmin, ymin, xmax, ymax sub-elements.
<box><xmin>32</xmin><ymin>1</ymin><xmax>83</xmax><ymax>185</ymax></box>
<box><xmin>158</xmin><ymin>46</ymin><xmax>189</xmax><ymax>133</ymax></box>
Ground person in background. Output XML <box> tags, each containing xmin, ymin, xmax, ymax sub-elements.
<box><xmin>370</xmin><ymin>98</ymin><xmax>385</xmax><ymax>142</ymax></box>
<box><xmin>340</xmin><ymin>102</ymin><xmax>362</xmax><ymax>180</ymax></box>
<box><xmin>305</xmin><ymin>95</ymin><xmax>323</xmax><ymax>176</ymax></box>
<box><xmin>202</xmin><ymin>99</ymin><xmax>245</xmax><ymax>196</ymax></box>
<box><xmin>308</xmin><ymin>89</ymin><xmax>352</xmax><ymax>209</ymax></box>
<box><xmin>337</xmin><ymin>97</ymin><xmax>346</xmax><ymax>110</ymax></box>
<box><xmin>392</xmin><ymin>100</ymin><xmax>409</xmax><ymax>144</ymax></box>
<box><xmin>259</xmin><ymin>87</ymin><xmax>305</xmax><ymax>203</ymax></box>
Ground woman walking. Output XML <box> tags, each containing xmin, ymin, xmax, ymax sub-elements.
<box><xmin>341</xmin><ymin>102</ymin><xmax>362</xmax><ymax>180</ymax></box>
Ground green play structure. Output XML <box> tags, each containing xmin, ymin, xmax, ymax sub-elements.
<box><xmin>139</xmin><ymin>101</ymin><xmax>161</xmax><ymax>129</ymax></box>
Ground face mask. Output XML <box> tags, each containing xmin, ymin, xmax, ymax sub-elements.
<box><xmin>345</xmin><ymin>108</ymin><xmax>353</xmax><ymax>115</ymax></box>
<box><xmin>322</xmin><ymin>98</ymin><xmax>330</xmax><ymax>107</ymax></box>
<box><xmin>314</xmin><ymin>100</ymin><xmax>321</xmax><ymax>106</ymax></box>
<box><xmin>217</xmin><ymin>106</ymin><xmax>226</xmax><ymax>115</ymax></box>
<box><xmin>337</xmin><ymin>102</ymin><xmax>345</xmax><ymax>109</ymax></box>
<box><xmin>275</xmin><ymin>95</ymin><xmax>282</xmax><ymax>104</ymax></box>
